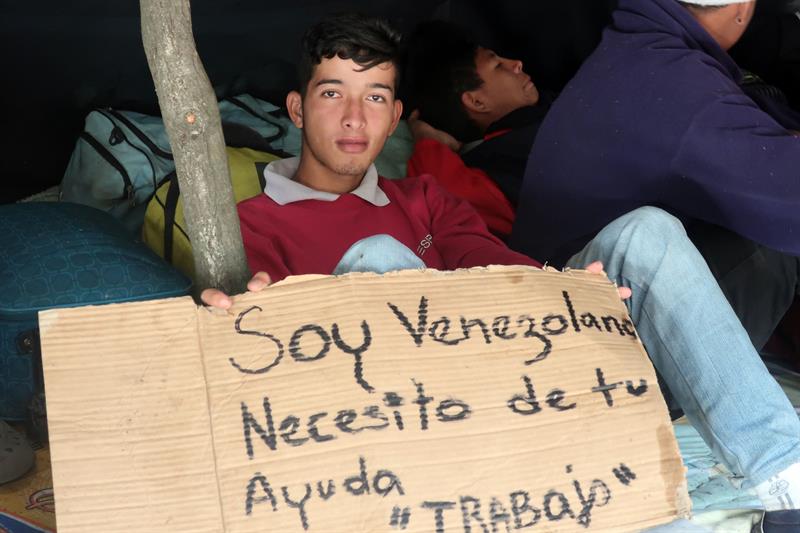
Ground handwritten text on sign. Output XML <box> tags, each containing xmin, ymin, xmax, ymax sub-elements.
<box><xmin>197</xmin><ymin>269</ymin><xmax>686</xmax><ymax>533</ymax></box>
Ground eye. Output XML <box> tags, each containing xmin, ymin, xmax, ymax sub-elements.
<box><xmin>321</xmin><ymin>90</ymin><xmax>339</xmax><ymax>98</ymax></box>
<box><xmin>367</xmin><ymin>94</ymin><xmax>387</xmax><ymax>103</ymax></box>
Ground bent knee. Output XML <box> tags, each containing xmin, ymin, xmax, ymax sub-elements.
<box><xmin>335</xmin><ymin>234</ymin><xmax>423</xmax><ymax>275</ymax></box>
<box><xmin>621</xmin><ymin>206</ymin><xmax>685</xmax><ymax>239</ymax></box>
<box><xmin>352</xmin><ymin>234</ymin><xmax>405</xmax><ymax>249</ymax></box>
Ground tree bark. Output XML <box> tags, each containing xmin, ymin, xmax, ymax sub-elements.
<box><xmin>140</xmin><ymin>0</ymin><xmax>250</xmax><ymax>296</ymax></box>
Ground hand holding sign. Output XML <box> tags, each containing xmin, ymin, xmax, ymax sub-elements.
<box><xmin>584</xmin><ymin>261</ymin><xmax>632</xmax><ymax>300</ymax></box>
<box><xmin>201</xmin><ymin>270</ymin><xmax>273</xmax><ymax>309</ymax></box>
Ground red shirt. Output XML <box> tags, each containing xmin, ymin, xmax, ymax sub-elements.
<box><xmin>238</xmin><ymin>172</ymin><xmax>539</xmax><ymax>283</ymax></box>
<box><xmin>407</xmin><ymin>138</ymin><xmax>516</xmax><ymax>238</ymax></box>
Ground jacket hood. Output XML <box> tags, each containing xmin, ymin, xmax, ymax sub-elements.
<box><xmin>613</xmin><ymin>0</ymin><xmax>742</xmax><ymax>82</ymax></box>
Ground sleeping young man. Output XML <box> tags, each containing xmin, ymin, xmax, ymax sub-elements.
<box><xmin>201</xmin><ymin>13</ymin><xmax>800</xmax><ymax>532</ymax></box>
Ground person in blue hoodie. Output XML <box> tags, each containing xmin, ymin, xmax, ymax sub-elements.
<box><xmin>511</xmin><ymin>0</ymin><xmax>800</xmax><ymax>361</ymax></box>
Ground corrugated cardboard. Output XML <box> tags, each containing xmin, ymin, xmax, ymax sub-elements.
<box><xmin>39</xmin><ymin>266</ymin><xmax>690</xmax><ymax>532</ymax></box>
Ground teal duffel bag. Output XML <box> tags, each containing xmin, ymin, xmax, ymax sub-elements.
<box><xmin>0</xmin><ymin>202</ymin><xmax>191</xmax><ymax>421</ymax></box>
<box><xmin>60</xmin><ymin>108</ymin><xmax>176</xmax><ymax>234</ymax></box>
<box><xmin>58</xmin><ymin>98</ymin><xmax>289</xmax><ymax>236</ymax></box>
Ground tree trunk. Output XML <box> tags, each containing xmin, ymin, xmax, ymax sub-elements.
<box><xmin>140</xmin><ymin>0</ymin><xmax>250</xmax><ymax>296</ymax></box>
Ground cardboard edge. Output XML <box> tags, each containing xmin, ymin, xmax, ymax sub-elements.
<box><xmin>231</xmin><ymin>264</ymin><xmax>614</xmax><ymax>294</ymax></box>
<box><xmin>193</xmin><ymin>304</ymin><xmax>230</xmax><ymax>530</ymax></box>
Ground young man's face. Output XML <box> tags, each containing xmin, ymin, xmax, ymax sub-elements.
<box><xmin>467</xmin><ymin>47</ymin><xmax>540</xmax><ymax>123</ymax></box>
<box><xmin>287</xmin><ymin>56</ymin><xmax>402</xmax><ymax>193</ymax></box>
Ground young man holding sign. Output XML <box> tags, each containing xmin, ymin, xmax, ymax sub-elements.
<box><xmin>202</xmin><ymin>13</ymin><xmax>800</xmax><ymax>531</ymax></box>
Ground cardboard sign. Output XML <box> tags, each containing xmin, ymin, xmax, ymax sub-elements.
<box><xmin>39</xmin><ymin>267</ymin><xmax>689</xmax><ymax>532</ymax></box>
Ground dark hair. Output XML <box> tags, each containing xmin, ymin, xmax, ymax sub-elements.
<box><xmin>403</xmin><ymin>20</ymin><xmax>484</xmax><ymax>142</ymax></box>
<box><xmin>298</xmin><ymin>13</ymin><xmax>403</xmax><ymax>96</ymax></box>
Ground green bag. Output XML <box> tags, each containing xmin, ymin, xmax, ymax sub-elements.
<box><xmin>142</xmin><ymin>146</ymin><xmax>281</xmax><ymax>281</ymax></box>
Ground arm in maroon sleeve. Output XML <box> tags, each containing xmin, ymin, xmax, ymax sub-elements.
<box><xmin>408</xmin><ymin>138</ymin><xmax>515</xmax><ymax>238</ymax></box>
<box><xmin>417</xmin><ymin>174</ymin><xmax>541</xmax><ymax>270</ymax></box>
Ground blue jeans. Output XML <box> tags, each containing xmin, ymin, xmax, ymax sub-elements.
<box><xmin>335</xmin><ymin>207</ymin><xmax>800</xmax><ymax>488</ymax></box>
<box><xmin>567</xmin><ymin>207</ymin><xmax>800</xmax><ymax>488</ymax></box>
<box><xmin>333</xmin><ymin>234</ymin><xmax>425</xmax><ymax>274</ymax></box>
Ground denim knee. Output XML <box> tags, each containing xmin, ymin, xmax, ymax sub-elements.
<box><xmin>355</xmin><ymin>234</ymin><xmax>405</xmax><ymax>249</ymax></box>
<box><xmin>333</xmin><ymin>234</ymin><xmax>424</xmax><ymax>275</ymax></box>
<box><xmin>625</xmin><ymin>206</ymin><xmax>684</xmax><ymax>235</ymax></box>
<box><xmin>614</xmin><ymin>207</ymin><xmax>687</xmax><ymax>248</ymax></box>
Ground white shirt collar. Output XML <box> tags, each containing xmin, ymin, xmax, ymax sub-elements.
<box><xmin>263</xmin><ymin>157</ymin><xmax>390</xmax><ymax>206</ymax></box>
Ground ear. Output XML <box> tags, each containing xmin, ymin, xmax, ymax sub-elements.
<box><xmin>734</xmin><ymin>1</ymin><xmax>755</xmax><ymax>24</ymax></box>
<box><xmin>387</xmin><ymin>99</ymin><xmax>403</xmax><ymax>137</ymax></box>
<box><xmin>286</xmin><ymin>91</ymin><xmax>304</xmax><ymax>128</ymax></box>
<box><xmin>461</xmin><ymin>90</ymin><xmax>488</xmax><ymax>115</ymax></box>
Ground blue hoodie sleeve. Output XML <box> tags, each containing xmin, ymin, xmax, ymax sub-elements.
<box><xmin>669</xmin><ymin>93</ymin><xmax>800</xmax><ymax>255</ymax></box>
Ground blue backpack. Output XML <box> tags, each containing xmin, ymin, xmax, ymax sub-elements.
<box><xmin>60</xmin><ymin>109</ymin><xmax>176</xmax><ymax>234</ymax></box>
<box><xmin>219</xmin><ymin>95</ymin><xmax>302</xmax><ymax>156</ymax></box>
<box><xmin>61</xmin><ymin>97</ymin><xmax>294</xmax><ymax>235</ymax></box>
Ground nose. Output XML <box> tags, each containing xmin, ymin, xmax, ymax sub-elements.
<box><xmin>510</xmin><ymin>58</ymin><xmax>523</xmax><ymax>74</ymax></box>
<box><xmin>342</xmin><ymin>98</ymin><xmax>366</xmax><ymax>130</ymax></box>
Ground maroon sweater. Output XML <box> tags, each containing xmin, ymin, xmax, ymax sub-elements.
<box><xmin>237</xmin><ymin>174</ymin><xmax>540</xmax><ymax>283</ymax></box>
